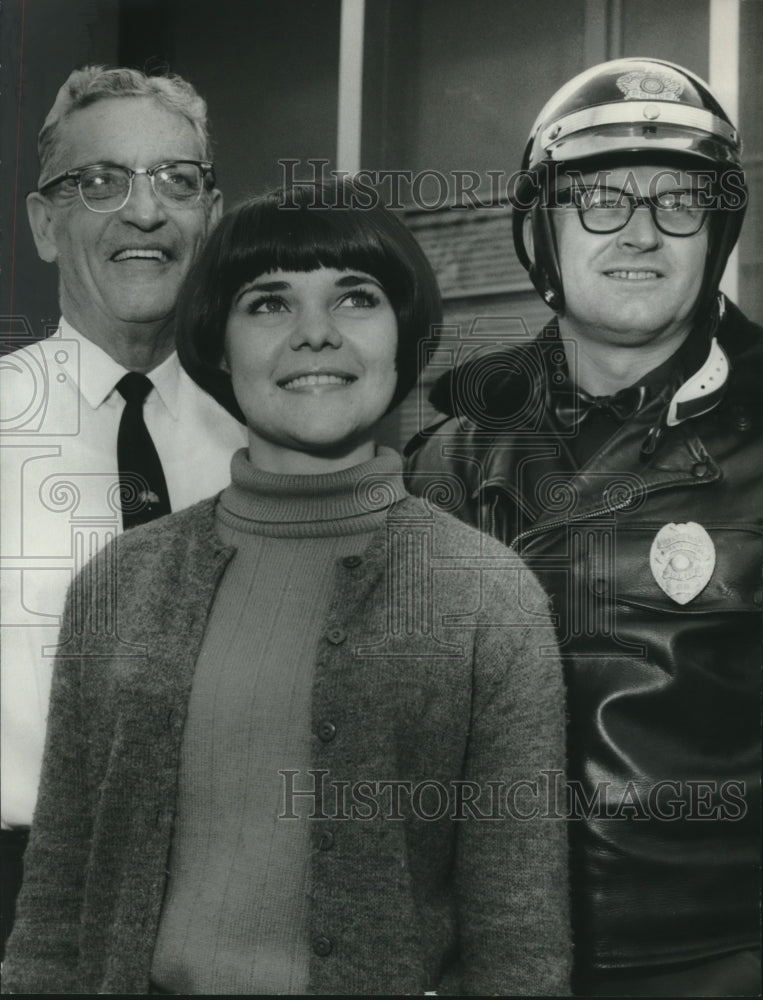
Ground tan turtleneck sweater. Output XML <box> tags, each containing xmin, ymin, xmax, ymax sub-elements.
<box><xmin>150</xmin><ymin>449</ymin><xmax>406</xmax><ymax>995</ymax></box>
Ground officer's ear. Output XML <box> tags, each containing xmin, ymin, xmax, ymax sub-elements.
<box><xmin>523</xmin><ymin>214</ymin><xmax>535</xmax><ymax>265</ymax></box>
<box><xmin>26</xmin><ymin>193</ymin><xmax>60</xmax><ymax>263</ymax></box>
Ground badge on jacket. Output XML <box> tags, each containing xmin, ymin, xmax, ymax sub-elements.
<box><xmin>649</xmin><ymin>522</ymin><xmax>716</xmax><ymax>604</ymax></box>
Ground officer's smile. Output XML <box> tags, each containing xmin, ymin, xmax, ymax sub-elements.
<box><xmin>603</xmin><ymin>268</ymin><xmax>662</xmax><ymax>281</ymax></box>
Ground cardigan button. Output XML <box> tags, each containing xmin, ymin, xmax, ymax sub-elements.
<box><xmin>318</xmin><ymin>720</ymin><xmax>337</xmax><ymax>742</ymax></box>
<box><xmin>317</xmin><ymin>828</ymin><xmax>336</xmax><ymax>850</ymax></box>
<box><xmin>341</xmin><ymin>555</ymin><xmax>362</xmax><ymax>568</ymax></box>
<box><xmin>313</xmin><ymin>935</ymin><xmax>333</xmax><ymax>957</ymax></box>
<box><xmin>326</xmin><ymin>627</ymin><xmax>347</xmax><ymax>645</ymax></box>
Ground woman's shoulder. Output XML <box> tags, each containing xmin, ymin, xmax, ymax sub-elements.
<box><xmin>393</xmin><ymin>493</ymin><xmax>515</xmax><ymax>556</ymax></box>
<box><xmin>116</xmin><ymin>495</ymin><xmax>218</xmax><ymax>550</ymax></box>
<box><xmin>391</xmin><ymin>494</ymin><xmax>551</xmax><ymax>618</ymax></box>
<box><xmin>82</xmin><ymin>496</ymin><xmax>225</xmax><ymax>590</ymax></box>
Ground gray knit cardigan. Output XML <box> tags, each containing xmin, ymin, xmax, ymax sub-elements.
<box><xmin>4</xmin><ymin>493</ymin><xmax>571</xmax><ymax>996</ymax></box>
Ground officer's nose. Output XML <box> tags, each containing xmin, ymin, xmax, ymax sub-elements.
<box><xmin>617</xmin><ymin>204</ymin><xmax>661</xmax><ymax>251</ymax></box>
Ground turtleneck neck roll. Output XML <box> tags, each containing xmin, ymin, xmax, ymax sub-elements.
<box><xmin>217</xmin><ymin>446</ymin><xmax>407</xmax><ymax>536</ymax></box>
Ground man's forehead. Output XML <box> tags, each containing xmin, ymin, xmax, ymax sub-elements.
<box><xmin>50</xmin><ymin>96</ymin><xmax>204</xmax><ymax>171</ymax></box>
<box><xmin>568</xmin><ymin>165</ymin><xmax>711</xmax><ymax>189</ymax></box>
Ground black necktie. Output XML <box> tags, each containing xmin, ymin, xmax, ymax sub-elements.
<box><xmin>552</xmin><ymin>384</ymin><xmax>647</xmax><ymax>430</ymax></box>
<box><xmin>116</xmin><ymin>372</ymin><xmax>171</xmax><ymax>530</ymax></box>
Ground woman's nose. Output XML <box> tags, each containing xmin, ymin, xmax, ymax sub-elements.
<box><xmin>289</xmin><ymin>307</ymin><xmax>342</xmax><ymax>350</ymax></box>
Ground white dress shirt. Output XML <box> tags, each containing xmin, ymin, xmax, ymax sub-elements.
<box><xmin>0</xmin><ymin>320</ymin><xmax>248</xmax><ymax>827</ymax></box>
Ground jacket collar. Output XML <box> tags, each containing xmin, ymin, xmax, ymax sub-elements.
<box><xmin>428</xmin><ymin>299</ymin><xmax>762</xmax><ymax>463</ymax></box>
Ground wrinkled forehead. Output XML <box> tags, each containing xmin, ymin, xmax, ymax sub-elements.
<box><xmin>49</xmin><ymin>96</ymin><xmax>204</xmax><ymax>174</ymax></box>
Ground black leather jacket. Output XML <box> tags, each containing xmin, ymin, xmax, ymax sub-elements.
<box><xmin>405</xmin><ymin>301</ymin><xmax>762</xmax><ymax>975</ymax></box>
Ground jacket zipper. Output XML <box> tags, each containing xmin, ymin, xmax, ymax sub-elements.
<box><xmin>506</xmin><ymin>492</ymin><xmax>663</xmax><ymax>552</ymax></box>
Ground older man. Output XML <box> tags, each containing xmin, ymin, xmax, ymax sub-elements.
<box><xmin>407</xmin><ymin>58</ymin><xmax>761</xmax><ymax>996</ymax></box>
<box><xmin>0</xmin><ymin>66</ymin><xmax>246</xmax><ymax>951</ymax></box>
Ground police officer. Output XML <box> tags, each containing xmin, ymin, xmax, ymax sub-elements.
<box><xmin>406</xmin><ymin>58</ymin><xmax>761</xmax><ymax>996</ymax></box>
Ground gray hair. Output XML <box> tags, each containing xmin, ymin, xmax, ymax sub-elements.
<box><xmin>37</xmin><ymin>65</ymin><xmax>213</xmax><ymax>186</ymax></box>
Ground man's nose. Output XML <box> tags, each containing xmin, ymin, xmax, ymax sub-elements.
<box><xmin>617</xmin><ymin>204</ymin><xmax>661</xmax><ymax>250</ymax></box>
<box><xmin>118</xmin><ymin>174</ymin><xmax>167</xmax><ymax>227</ymax></box>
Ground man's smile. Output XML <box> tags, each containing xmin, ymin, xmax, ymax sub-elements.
<box><xmin>603</xmin><ymin>268</ymin><xmax>662</xmax><ymax>281</ymax></box>
<box><xmin>110</xmin><ymin>248</ymin><xmax>172</xmax><ymax>262</ymax></box>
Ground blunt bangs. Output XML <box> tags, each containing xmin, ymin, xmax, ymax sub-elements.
<box><xmin>177</xmin><ymin>181</ymin><xmax>442</xmax><ymax>420</ymax></box>
<box><xmin>226</xmin><ymin>197</ymin><xmax>400</xmax><ymax>287</ymax></box>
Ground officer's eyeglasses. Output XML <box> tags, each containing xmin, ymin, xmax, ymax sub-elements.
<box><xmin>38</xmin><ymin>160</ymin><xmax>215</xmax><ymax>213</ymax></box>
<box><xmin>555</xmin><ymin>186</ymin><xmax>707</xmax><ymax>237</ymax></box>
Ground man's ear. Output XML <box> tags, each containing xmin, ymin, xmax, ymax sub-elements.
<box><xmin>26</xmin><ymin>193</ymin><xmax>60</xmax><ymax>263</ymax></box>
<box><xmin>523</xmin><ymin>214</ymin><xmax>535</xmax><ymax>265</ymax></box>
<box><xmin>208</xmin><ymin>188</ymin><xmax>223</xmax><ymax>227</ymax></box>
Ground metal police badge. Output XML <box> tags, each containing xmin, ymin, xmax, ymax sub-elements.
<box><xmin>616</xmin><ymin>69</ymin><xmax>684</xmax><ymax>102</ymax></box>
<box><xmin>649</xmin><ymin>522</ymin><xmax>715</xmax><ymax>605</ymax></box>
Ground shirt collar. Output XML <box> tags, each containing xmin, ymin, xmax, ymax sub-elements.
<box><xmin>59</xmin><ymin>316</ymin><xmax>182</xmax><ymax>418</ymax></box>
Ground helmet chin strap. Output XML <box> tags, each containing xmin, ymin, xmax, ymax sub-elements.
<box><xmin>542</xmin><ymin>284</ymin><xmax>562</xmax><ymax>311</ymax></box>
<box><xmin>529</xmin><ymin>200</ymin><xmax>565</xmax><ymax>313</ymax></box>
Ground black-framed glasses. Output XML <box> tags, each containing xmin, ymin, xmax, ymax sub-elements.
<box><xmin>555</xmin><ymin>185</ymin><xmax>707</xmax><ymax>237</ymax></box>
<box><xmin>38</xmin><ymin>160</ymin><xmax>216</xmax><ymax>213</ymax></box>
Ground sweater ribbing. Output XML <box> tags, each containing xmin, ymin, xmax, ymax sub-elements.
<box><xmin>150</xmin><ymin>449</ymin><xmax>404</xmax><ymax>994</ymax></box>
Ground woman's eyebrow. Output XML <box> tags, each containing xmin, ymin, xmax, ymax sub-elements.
<box><xmin>335</xmin><ymin>274</ymin><xmax>382</xmax><ymax>288</ymax></box>
<box><xmin>234</xmin><ymin>279</ymin><xmax>289</xmax><ymax>303</ymax></box>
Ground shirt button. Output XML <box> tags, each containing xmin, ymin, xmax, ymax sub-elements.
<box><xmin>341</xmin><ymin>555</ymin><xmax>362</xmax><ymax>568</ymax></box>
<box><xmin>326</xmin><ymin>627</ymin><xmax>346</xmax><ymax>645</ymax></box>
<box><xmin>317</xmin><ymin>828</ymin><xmax>335</xmax><ymax>850</ymax></box>
<box><xmin>313</xmin><ymin>935</ymin><xmax>333</xmax><ymax>957</ymax></box>
<box><xmin>318</xmin><ymin>720</ymin><xmax>337</xmax><ymax>742</ymax></box>
<box><xmin>692</xmin><ymin>462</ymin><xmax>709</xmax><ymax>478</ymax></box>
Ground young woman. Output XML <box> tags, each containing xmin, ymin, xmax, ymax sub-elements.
<box><xmin>4</xmin><ymin>182</ymin><xmax>571</xmax><ymax>995</ymax></box>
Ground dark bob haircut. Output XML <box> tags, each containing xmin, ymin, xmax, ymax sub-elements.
<box><xmin>176</xmin><ymin>179</ymin><xmax>442</xmax><ymax>421</ymax></box>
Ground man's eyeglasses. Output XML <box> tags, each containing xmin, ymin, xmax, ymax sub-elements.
<box><xmin>38</xmin><ymin>160</ymin><xmax>216</xmax><ymax>213</ymax></box>
<box><xmin>554</xmin><ymin>186</ymin><xmax>707</xmax><ymax>237</ymax></box>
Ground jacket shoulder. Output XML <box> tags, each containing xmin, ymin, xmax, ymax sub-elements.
<box><xmin>427</xmin><ymin>339</ymin><xmax>549</xmax><ymax>419</ymax></box>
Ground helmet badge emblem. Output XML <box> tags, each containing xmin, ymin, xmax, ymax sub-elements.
<box><xmin>649</xmin><ymin>521</ymin><xmax>715</xmax><ymax>604</ymax></box>
<box><xmin>616</xmin><ymin>69</ymin><xmax>684</xmax><ymax>102</ymax></box>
